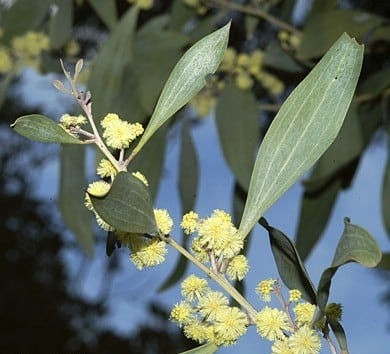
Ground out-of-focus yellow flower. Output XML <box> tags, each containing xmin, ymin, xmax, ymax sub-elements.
<box><xmin>190</xmin><ymin>89</ymin><xmax>217</xmax><ymax>117</ymax></box>
<box><xmin>128</xmin><ymin>0</ymin><xmax>154</xmax><ymax>10</ymax></box>
<box><xmin>220</xmin><ymin>47</ymin><xmax>237</xmax><ymax>72</ymax></box>
<box><xmin>12</xmin><ymin>31</ymin><xmax>49</xmax><ymax>58</ymax></box>
<box><xmin>235</xmin><ymin>71</ymin><xmax>254</xmax><ymax>90</ymax></box>
<box><xmin>258</xmin><ymin>71</ymin><xmax>285</xmax><ymax>95</ymax></box>
<box><xmin>154</xmin><ymin>209</ymin><xmax>173</xmax><ymax>235</ymax></box>
<box><xmin>0</xmin><ymin>47</ymin><xmax>13</xmax><ymax>73</ymax></box>
<box><xmin>65</xmin><ymin>39</ymin><xmax>80</xmax><ymax>57</ymax></box>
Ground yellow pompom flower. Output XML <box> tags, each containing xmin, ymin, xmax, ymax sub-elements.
<box><xmin>255</xmin><ymin>306</ymin><xmax>290</xmax><ymax>341</ymax></box>
<box><xmin>132</xmin><ymin>171</ymin><xmax>148</xmax><ymax>186</ymax></box>
<box><xmin>154</xmin><ymin>209</ymin><xmax>173</xmax><ymax>235</ymax></box>
<box><xmin>271</xmin><ymin>339</ymin><xmax>294</xmax><ymax>354</ymax></box>
<box><xmin>170</xmin><ymin>301</ymin><xmax>194</xmax><ymax>326</ymax></box>
<box><xmin>226</xmin><ymin>255</ymin><xmax>249</xmax><ymax>281</ymax></box>
<box><xmin>190</xmin><ymin>89</ymin><xmax>217</xmax><ymax>117</ymax></box>
<box><xmin>102</xmin><ymin>118</ymin><xmax>144</xmax><ymax>150</ymax></box>
<box><xmin>101</xmin><ymin>113</ymin><xmax>121</xmax><ymax>128</ymax></box>
<box><xmin>87</xmin><ymin>180</ymin><xmax>111</xmax><ymax>197</ymax></box>
<box><xmin>127</xmin><ymin>0</ymin><xmax>153</xmax><ymax>10</ymax></box>
<box><xmin>236</xmin><ymin>53</ymin><xmax>250</xmax><ymax>69</ymax></box>
<box><xmin>12</xmin><ymin>31</ymin><xmax>49</xmax><ymax>58</ymax></box>
<box><xmin>97</xmin><ymin>159</ymin><xmax>117</xmax><ymax>179</ymax></box>
<box><xmin>184</xmin><ymin>321</ymin><xmax>214</xmax><ymax>344</ymax></box>
<box><xmin>65</xmin><ymin>39</ymin><xmax>80</xmax><ymax>56</ymax></box>
<box><xmin>235</xmin><ymin>71</ymin><xmax>254</xmax><ymax>90</ymax></box>
<box><xmin>181</xmin><ymin>211</ymin><xmax>199</xmax><ymax>234</ymax></box>
<box><xmin>288</xmin><ymin>325</ymin><xmax>321</xmax><ymax>354</ymax></box>
<box><xmin>256</xmin><ymin>279</ymin><xmax>277</xmax><ymax>302</ymax></box>
<box><xmin>60</xmin><ymin>114</ymin><xmax>87</xmax><ymax>129</ymax></box>
<box><xmin>248</xmin><ymin>50</ymin><xmax>264</xmax><ymax>76</ymax></box>
<box><xmin>289</xmin><ymin>289</ymin><xmax>302</xmax><ymax>302</ymax></box>
<box><xmin>181</xmin><ymin>274</ymin><xmax>209</xmax><ymax>302</ymax></box>
<box><xmin>0</xmin><ymin>47</ymin><xmax>13</xmax><ymax>73</ymax></box>
<box><xmin>198</xmin><ymin>290</ymin><xmax>229</xmax><ymax>321</ymax></box>
<box><xmin>220</xmin><ymin>47</ymin><xmax>237</xmax><ymax>72</ymax></box>
<box><xmin>293</xmin><ymin>303</ymin><xmax>316</xmax><ymax>325</ymax></box>
<box><xmin>130</xmin><ymin>237</ymin><xmax>167</xmax><ymax>270</ymax></box>
<box><xmin>213</xmin><ymin>306</ymin><xmax>248</xmax><ymax>346</ymax></box>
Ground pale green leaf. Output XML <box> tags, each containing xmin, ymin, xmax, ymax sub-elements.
<box><xmin>59</xmin><ymin>145</ymin><xmax>93</xmax><ymax>256</ymax></box>
<box><xmin>11</xmin><ymin>115</ymin><xmax>84</xmax><ymax>144</ymax></box>
<box><xmin>238</xmin><ymin>33</ymin><xmax>363</xmax><ymax>239</ymax></box>
<box><xmin>87</xmin><ymin>0</ymin><xmax>117</xmax><ymax>29</ymax></box>
<box><xmin>178</xmin><ymin>343</ymin><xmax>218</xmax><ymax>354</ymax></box>
<box><xmin>133</xmin><ymin>22</ymin><xmax>230</xmax><ymax>154</ymax></box>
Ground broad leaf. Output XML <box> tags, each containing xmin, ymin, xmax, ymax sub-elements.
<box><xmin>178</xmin><ymin>343</ymin><xmax>218</xmax><ymax>354</ymax></box>
<box><xmin>49</xmin><ymin>0</ymin><xmax>73</xmax><ymax>49</ymax></box>
<box><xmin>216</xmin><ymin>82</ymin><xmax>259</xmax><ymax>190</ymax></box>
<box><xmin>259</xmin><ymin>218</ymin><xmax>317</xmax><ymax>304</ymax></box>
<box><xmin>90</xmin><ymin>172</ymin><xmax>157</xmax><ymax>234</ymax></box>
<box><xmin>59</xmin><ymin>145</ymin><xmax>93</xmax><ymax>256</ymax></box>
<box><xmin>11</xmin><ymin>115</ymin><xmax>84</xmax><ymax>144</ymax></box>
<box><xmin>382</xmin><ymin>141</ymin><xmax>390</xmax><ymax>237</ymax></box>
<box><xmin>88</xmin><ymin>6</ymin><xmax>138</xmax><ymax>119</ymax></box>
<box><xmin>133</xmin><ymin>22</ymin><xmax>230</xmax><ymax>154</ymax></box>
<box><xmin>238</xmin><ymin>33</ymin><xmax>363</xmax><ymax>239</ymax></box>
<box><xmin>316</xmin><ymin>218</ymin><xmax>382</xmax><ymax>313</ymax></box>
<box><xmin>88</xmin><ymin>0</ymin><xmax>117</xmax><ymax>29</ymax></box>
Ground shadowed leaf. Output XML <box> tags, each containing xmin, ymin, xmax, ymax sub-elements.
<box><xmin>179</xmin><ymin>343</ymin><xmax>218</xmax><ymax>354</ymax></box>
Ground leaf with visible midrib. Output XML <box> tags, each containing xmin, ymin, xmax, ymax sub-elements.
<box><xmin>238</xmin><ymin>33</ymin><xmax>363</xmax><ymax>239</ymax></box>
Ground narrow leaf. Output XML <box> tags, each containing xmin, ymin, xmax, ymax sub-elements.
<box><xmin>88</xmin><ymin>0</ymin><xmax>117</xmax><ymax>29</ymax></box>
<box><xmin>259</xmin><ymin>218</ymin><xmax>317</xmax><ymax>304</ymax></box>
<box><xmin>11</xmin><ymin>115</ymin><xmax>84</xmax><ymax>144</ymax></box>
<box><xmin>59</xmin><ymin>145</ymin><xmax>93</xmax><ymax>256</ymax></box>
<box><xmin>381</xmin><ymin>138</ymin><xmax>390</xmax><ymax>237</ymax></box>
<box><xmin>264</xmin><ymin>41</ymin><xmax>303</xmax><ymax>73</ymax></box>
<box><xmin>329</xmin><ymin>321</ymin><xmax>349</xmax><ymax>353</ymax></box>
<box><xmin>49</xmin><ymin>0</ymin><xmax>73</xmax><ymax>49</ymax></box>
<box><xmin>133</xmin><ymin>22</ymin><xmax>230</xmax><ymax>154</ymax></box>
<box><xmin>90</xmin><ymin>172</ymin><xmax>157</xmax><ymax>234</ymax></box>
<box><xmin>216</xmin><ymin>82</ymin><xmax>259</xmax><ymax>190</ymax></box>
<box><xmin>178</xmin><ymin>343</ymin><xmax>218</xmax><ymax>354</ymax></box>
<box><xmin>316</xmin><ymin>218</ymin><xmax>382</xmax><ymax>312</ymax></box>
<box><xmin>0</xmin><ymin>73</ymin><xmax>13</xmax><ymax>110</ymax></box>
<box><xmin>239</xmin><ymin>33</ymin><xmax>363</xmax><ymax>239</ymax></box>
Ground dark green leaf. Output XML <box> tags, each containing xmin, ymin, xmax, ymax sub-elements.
<box><xmin>329</xmin><ymin>321</ymin><xmax>349</xmax><ymax>353</ymax></box>
<box><xmin>259</xmin><ymin>218</ymin><xmax>317</xmax><ymax>304</ymax></box>
<box><xmin>11</xmin><ymin>114</ymin><xmax>84</xmax><ymax>144</ymax></box>
<box><xmin>2</xmin><ymin>0</ymin><xmax>51</xmax><ymax>44</ymax></box>
<box><xmin>88</xmin><ymin>6</ymin><xmax>138</xmax><ymax>119</ymax></box>
<box><xmin>0</xmin><ymin>73</ymin><xmax>13</xmax><ymax>110</ymax></box>
<box><xmin>316</xmin><ymin>218</ymin><xmax>382</xmax><ymax>312</ymax></box>
<box><xmin>134</xmin><ymin>22</ymin><xmax>230</xmax><ymax>154</ymax></box>
<box><xmin>178</xmin><ymin>343</ymin><xmax>218</xmax><ymax>354</ymax></box>
<box><xmin>298</xmin><ymin>10</ymin><xmax>385</xmax><ymax>60</ymax></box>
<box><xmin>239</xmin><ymin>34</ymin><xmax>363</xmax><ymax>239</ymax></box>
<box><xmin>377</xmin><ymin>252</ymin><xmax>390</xmax><ymax>270</ymax></box>
<box><xmin>296</xmin><ymin>178</ymin><xmax>341</xmax><ymax>261</ymax></box>
<box><xmin>264</xmin><ymin>41</ymin><xmax>304</xmax><ymax>73</ymax></box>
<box><xmin>358</xmin><ymin>67</ymin><xmax>390</xmax><ymax>97</ymax></box>
<box><xmin>216</xmin><ymin>82</ymin><xmax>259</xmax><ymax>190</ymax></box>
<box><xmin>49</xmin><ymin>0</ymin><xmax>73</xmax><ymax>49</ymax></box>
<box><xmin>358</xmin><ymin>101</ymin><xmax>383</xmax><ymax>146</ymax></box>
<box><xmin>382</xmin><ymin>139</ymin><xmax>390</xmax><ymax>238</ymax></box>
<box><xmin>189</xmin><ymin>14</ymin><xmax>223</xmax><ymax>43</ymax></box>
<box><xmin>59</xmin><ymin>145</ymin><xmax>93</xmax><ymax>256</ymax></box>
<box><xmin>169</xmin><ymin>0</ymin><xmax>195</xmax><ymax>31</ymax></box>
<box><xmin>88</xmin><ymin>0</ymin><xmax>117</xmax><ymax>29</ymax></box>
<box><xmin>90</xmin><ymin>171</ymin><xmax>157</xmax><ymax>234</ymax></box>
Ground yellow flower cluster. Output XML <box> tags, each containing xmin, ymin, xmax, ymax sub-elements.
<box><xmin>278</xmin><ymin>30</ymin><xmax>302</xmax><ymax>51</ymax></box>
<box><xmin>128</xmin><ymin>236</ymin><xmax>168</xmax><ymax>269</ymax></box>
<box><xmin>219</xmin><ymin>47</ymin><xmax>285</xmax><ymax>94</ymax></box>
<box><xmin>170</xmin><ymin>275</ymin><xmax>248</xmax><ymax>346</ymax></box>
<box><xmin>181</xmin><ymin>210</ymin><xmax>249</xmax><ymax>280</ymax></box>
<box><xmin>127</xmin><ymin>0</ymin><xmax>154</xmax><ymax>10</ymax></box>
<box><xmin>101</xmin><ymin>113</ymin><xmax>144</xmax><ymax>150</ymax></box>
<box><xmin>154</xmin><ymin>209</ymin><xmax>173</xmax><ymax>235</ymax></box>
<box><xmin>60</xmin><ymin>114</ymin><xmax>87</xmax><ymax>129</ymax></box>
<box><xmin>182</xmin><ymin>0</ymin><xmax>207</xmax><ymax>15</ymax></box>
<box><xmin>0</xmin><ymin>47</ymin><xmax>13</xmax><ymax>73</ymax></box>
<box><xmin>256</xmin><ymin>279</ymin><xmax>277</xmax><ymax>302</ymax></box>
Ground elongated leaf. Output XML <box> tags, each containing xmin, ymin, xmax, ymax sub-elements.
<box><xmin>11</xmin><ymin>115</ymin><xmax>84</xmax><ymax>144</ymax></box>
<box><xmin>88</xmin><ymin>0</ymin><xmax>117</xmax><ymax>29</ymax></box>
<box><xmin>0</xmin><ymin>73</ymin><xmax>13</xmax><ymax>110</ymax></box>
<box><xmin>2</xmin><ymin>0</ymin><xmax>51</xmax><ymax>44</ymax></box>
<box><xmin>329</xmin><ymin>321</ymin><xmax>349</xmax><ymax>353</ymax></box>
<box><xmin>216</xmin><ymin>82</ymin><xmax>259</xmax><ymax>190</ymax></box>
<box><xmin>316</xmin><ymin>218</ymin><xmax>382</xmax><ymax>312</ymax></box>
<box><xmin>169</xmin><ymin>0</ymin><xmax>195</xmax><ymax>31</ymax></box>
<box><xmin>381</xmin><ymin>138</ymin><xmax>390</xmax><ymax>238</ymax></box>
<box><xmin>264</xmin><ymin>41</ymin><xmax>303</xmax><ymax>73</ymax></box>
<box><xmin>358</xmin><ymin>67</ymin><xmax>390</xmax><ymax>97</ymax></box>
<box><xmin>133</xmin><ymin>22</ymin><xmax>230</xmax><ymax>154</ymax></box>
<box><xmin>90</xmin><ymin>172</ymin><xmax>157</xmax><ymax>234</ymax></box>
<box><xmin>259</xmin><ymin>218</ymin><xmax>317</xmax><ymax>304</ymax></box>
<box><xmin>59</xmin><ymin>145</ymin><xmax>93</xmax><ymax>256</ymax></box>
<box><xmin>179</xmin><ymin>343</ymin><xmax>218</xmax><ymax>354</ymax></box>
<box><xmin>88</xmin><ymin>6</ymin><xmax>138</xmax><ymax>119</ymax></box>
<box><xmin>49</xmin><ymin>0</ymin><xmax>73</xmax><ymax>49</ymax></box>
<box><xmin>238</xmin><ymin>33</ymin><xmax>363</xmax><ymax>239</ymax></box>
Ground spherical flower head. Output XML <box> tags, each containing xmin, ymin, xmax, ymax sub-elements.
<box><xmin>237</xmin><ymin>53</ymin><xmax>250</xmax><ymax>69</ymax></box>
<box><xmin>325</xmin><ymin>303</ymin><xmax>343</xmax><ymax>323</ymax></box>
<box><xmin>255</xmin><ymin>306</ymin><xmax>290</xmax><ymax>341</ymax></box>
<box><xmin>101</xmin><ymin>113</ymin><xmax>120</xmax><ymax>129</ymax></box>
<box><xmin>170</xmin><ymin>301</ymin><xmax>194</xmax><ymax>326</ymax></box>
<box><xmin>256</xmin><ymin>279</ymin><xmax>277</xmax><ymax>302</ymax></box>
<box><xmin>60</xmin><ymin>114</ymin><xmax>87</xmax><ymax>129</ymax></box>
<box><xmin>289</xmin><ymin>289</ymin><xmax>302</xmax><ymax>302</ymax></box>
<box><xmin>184</xmin><ymin>321</ymin><xmax>215</xmax><ymax>344</ymax></box>
<box><xmin>130</xmin><ymin>237</ymin><xmax>167</xmax><ymax>270</ymax></box>
<box><xmin>235</xmin><ymin>71</ymin><xmax>254</xmax><ymax>90</ymax></box>
<box><xmin>154</xmin><ymin>209</ymin><xmax>173</xmax><ymax>235</ymax></box>
<box><xmin>132</xmin><ymin>171</ymin><xmax>148</xmax><ymax>186</ymax></box>
<box><xmin>12</xmin><ymin>31</ymin><xmax>49</xmax><ymax>57</ymax></box>
<box><xmin>181</xmin><ymin>274</ymin><xmax>209</xmax><ymax>302</ymax></box>
<box><xmin>248</xmin><ymin>50</ymin><xmax>264</xmax><ymax>75</ymax></box>
<box><xmin>103</xmin><ymin>118</ymin><xmax>144</xmax><ymax>150</ymax></box>
<box><xmin>293</xmin><ymin>303</ymin><xmax>316</xmax><ymax>325</ymax></box>
<box><xmin>181</xmin><ymin>211</ymin><xmax>199</xmax><ymax>235</ymax></box>
<box><xmin>87</xmin><ymin>180</ymin><xmax>111</xmax><ymax>197</ymax></box>
<box><xmin>226</xmin><ymin>255</ymin><xmax>249</xmax><ymax>281</ymax></box>
<box><xmin>0</xmin><ymin>47</ymin><xmax>13</xmax><ymax>73</ymax></box>
<box><xmin>213</xmin><ymin>306</ymin><xmax>248</xmax><ymax>346</ymax></box>
<box><xmin>97</xmin><ymin>159</ymin><xmax>117</xmax><ymax>179</ymax></box>
<box><xmin>288</xmin><ymin>325</ymin><xmax>321</xmax><ymax>354</ymax></box>
<box><xmin>271</xmin><ymin>339</ymin><xmax>294</xmax><ymax>354</ymax></box>
<box><xmin>198</xmin><ymin>290</ymin><xmax>229</xmax><ymax>321</ymax></box>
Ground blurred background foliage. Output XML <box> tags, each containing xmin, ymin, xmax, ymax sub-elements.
<box><xmin>0</xmin><ymin>0</ymin><xmax>389</xmax><ymax>353</ymax></box>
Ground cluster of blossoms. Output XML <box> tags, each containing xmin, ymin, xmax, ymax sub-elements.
<box><xmin>278</xmin><ymin>30</ymin><xmax>302</xmax><ymax>52</ymax></box>
<box><xmin>170</xmin><ymin>275</ymin><xmax>248</xmax><ymax>346</ymax></box>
